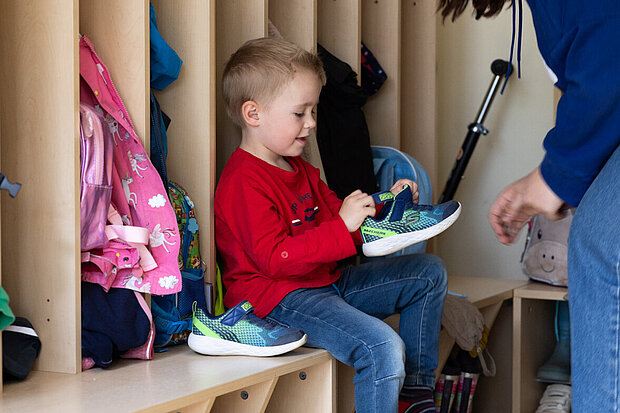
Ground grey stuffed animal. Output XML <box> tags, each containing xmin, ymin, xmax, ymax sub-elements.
<box><xmin>521</xmin><ymin>210</ymin><xmax>574</xmax><ymax>287</ymax></box>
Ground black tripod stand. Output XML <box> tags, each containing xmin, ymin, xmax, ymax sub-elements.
<box><xmin>438</xmin><ymin>59</ymin><xmax>513</xmax><ymax>203</ymax></box>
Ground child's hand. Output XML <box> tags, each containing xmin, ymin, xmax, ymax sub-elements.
<box><xmin>339</xmin><ymin>190</ymin><xmax>376</xmax><ymax>232</ymax></box>
<box><xmin>390</xmin><ymin>179</ymin><xmax>419</xmax><ymax>204</ymax></box>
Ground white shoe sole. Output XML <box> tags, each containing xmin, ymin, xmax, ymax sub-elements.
<box><xmin>188</xmin><ymin>333</ymin><xmax>307</xmax><ymax>357</ymax></box>
<box><xmin>362</xmin><ymin>203</ymin><xmax>461</xmax><ymax>257</ymax></box>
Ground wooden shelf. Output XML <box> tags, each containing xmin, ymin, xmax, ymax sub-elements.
<box><xmin>0</xmin><ymin>0</ymin><xmax>440</xmax><ymax>410</ymax></box>
<box><xmin>339</xmin><ymin>276</ymin><xmax>529</xmax><ymax>413</ymax></box>
<box><xmin>0</xmin><ymin>346</ymin><xmax>335</xmax><ymax>413</ymax></box>
<box><xmin>513</xmin><ymin>282</ymin><xmax>568</xmax><ymax>301</ymax></box>
<box><xmin>512</xmin><ymin>282</ymin><xmax>568</xmax><ymax>412</ymax></box>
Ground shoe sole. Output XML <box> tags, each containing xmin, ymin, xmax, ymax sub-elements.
<box><xmin>362</xmin><ymin>203</ymin><xmax>461</xmax><ymax>257</ymax></box>
<box><xmin>187</xmin><ymin>333</ymin><xmax>307</xmax><ymax>357</ymax></box>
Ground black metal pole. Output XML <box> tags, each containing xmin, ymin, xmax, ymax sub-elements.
<box><xmin>438</xmin><ymin>59</ymin><xmax>513</xmax><ymax>204</ymax></box>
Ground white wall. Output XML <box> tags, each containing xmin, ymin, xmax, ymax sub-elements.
<box><xmin>435</xmin><ymin>5</ymin><xmax>555</xmax><ymax>280</ymax></box>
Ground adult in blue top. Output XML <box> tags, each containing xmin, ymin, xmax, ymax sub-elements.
<box><xmin>438</xmin><ymin>0</ymin><xmax>620</xmax><ymax>411</ymax></box>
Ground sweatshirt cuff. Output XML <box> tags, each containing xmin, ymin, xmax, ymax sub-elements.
<box><xmin>332</xmin><ymin>217</ymin><xmax>358</xmax><ymax>257</ymax></box>
<box><xmin>540</xmin><ymin>155</ymin><xmax>592</xmax><ymax>207</ymax></box>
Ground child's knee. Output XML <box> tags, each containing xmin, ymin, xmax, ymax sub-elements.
<box><xmin>400</xmin><ymin>254</ymin><xmax>447</xmax><ymax>292</ymax></box>
<box><xmin>424</xmin><ymin>254</ymin><xmax>448</xmax><ymax>291</ymax></box>
<box><xmin>356</xmin><ymin>332</ymin><xmax>406</xmax><ymax>385</ymax></box>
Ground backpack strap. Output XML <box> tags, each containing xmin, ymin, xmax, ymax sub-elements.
<box><xmin>106</xmin><ymin>204</ymin><xmax>157</xmax><ymax>272</ymax></box>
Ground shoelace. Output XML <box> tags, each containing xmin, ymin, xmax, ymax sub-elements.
<box><xmin>409</xmin><ymin>204</ymin><xmax>434</xmax><ymax>212</ymax></box>
<box><xmin>249</xmin><ymin>314</ymin><xmax>282</xmax><ymax>330</ymax></box>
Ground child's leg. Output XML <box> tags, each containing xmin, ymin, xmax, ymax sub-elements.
<box><xmin>266</xmin><ymin>285</ymin><xmax>407</xmax><ymax>413</ymax></box>
<box><xmin>337</xmin><ymin>254</ymin><xmax>447</xmax><ymax>389</ymax></box>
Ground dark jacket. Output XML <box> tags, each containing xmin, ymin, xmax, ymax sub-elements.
<box><xmin>316</xmin><ymin>44</ymin><xmax>378</xmax><ymax>200</ymax></box>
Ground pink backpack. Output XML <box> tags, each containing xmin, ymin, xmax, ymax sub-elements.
<box><xmin>79</xmin><ymin>103</ymin><xmax>114</xmax><ymax>251</ymax></box>
<box><xmin>79</xmin><ymin>35</ymin><xmax>182</xmax><ymax>296</ymax></box>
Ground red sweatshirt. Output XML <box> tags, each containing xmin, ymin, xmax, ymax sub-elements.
<box><xmin>214</xmin><ymin>148</ymin><xmax>359</xmax><ymax>317</ymax></box>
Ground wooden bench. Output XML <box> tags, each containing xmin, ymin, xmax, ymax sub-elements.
<box><xmin>1</xmin><ymin>346</ymin><xmax>335</xmax><ymax>413</ymax></box>
<box><xmin>1</xmin><ymin>276</ymin><xmax>528</xmax><ymax>412</ymax></box>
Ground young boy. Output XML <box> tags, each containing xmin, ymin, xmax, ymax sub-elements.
<box><xmin>214</xmin><ymin>37</ymin><xmax>446</xmax><ymax>413</ymax></box>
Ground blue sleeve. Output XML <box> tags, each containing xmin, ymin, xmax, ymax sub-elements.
<box><xmin>540</xmin><ymin>18</ymin><xmax>620</xmax><ymax>206</ymax></box>
<box><xmin>149</xmin><ymin>3</ymin><xmax>183</xmax><ymax>91</ymax></box>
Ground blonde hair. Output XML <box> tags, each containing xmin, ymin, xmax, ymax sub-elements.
<box><xmin>222</xmin><ymin>37</ymin><xmax>326</xmax><ymax>127</ymax></box>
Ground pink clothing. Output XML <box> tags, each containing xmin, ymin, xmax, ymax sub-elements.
<box><xmin>79</xmin><ymin>35</ymin><xmax>181</xmax><ymax>295</ymax></box>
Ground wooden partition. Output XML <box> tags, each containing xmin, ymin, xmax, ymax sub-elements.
<box><xmin>269</xmin><ymin>0</ymin><xmax>325</xmax><ymax>176</ymax></box>
<box><xmin>151</xmin><ymin>0</ymin><xmax>217</xmax><ymax>283</ymax></box>
<box><xmin>401</xmin><ymin>1</ymin><xmax>438</xmax><ymax>194</ymax></box>
<box><xmin>0</xmin><ymin>0</ymin><xmax>80</xmax><ymax>374</ymax></box>
<box><xmin>80</xmin><ymin>1</ymin><xmax>150</xmax><ymax>145</ymax></box>
<box><xmin>0</xmin><ymin>1</ymin><xmax>439</xmax><ymax>408</ymax></box>
<box><xmin>317</xmin><ymin>0</ymin><xmax>361</xmax><ymax>78</ymax></box>
<box><xmin>362</xmin><ymin>0</ymin><xmax>402</xmax><ymax>149</ymax></box>
<box><xmin>215</xmin><ymin>0</ymin><xmax>267</xmax><ymax>179</ymax></box>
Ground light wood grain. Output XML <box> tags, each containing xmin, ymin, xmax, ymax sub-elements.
<box><xmin>215</xmin><ymin>0</ymin><xmax>267</xmax><ymax>179</ymax></box>
<box><xmin>0</xmin><ymin>346</ymin><xmax>333</xmax><ymax>412</ymax></box>
<box><xmin>0</xmin><ymin>0</ymin><xmax>80</xmax><ymax>374</ymax></box>
<box><xmin>266</xmin><ymin>359</ymin><xmax>336</xmax><ymax>412</ymax></box>
<box><xmin>80</xmin><ymin>0</ymin><xmax>150</xmax><ymax>146</ymax></box>
<box><xmin>317</xmin><ymin>0</ymin><xmax>361</xmax><ymax>78</ymax></box>
<box><xmin>151</xmin><ymin>0</ymin><xmax>217</xmax><ymax>284</ymax></box>
<box><xmin>512</xmin><ymin>283</ymin><xmax>567</xmax><ymax>412</ymax></box>
<box><xmin>361</xmin><ymin>0</ymin><xmax>401</xmax><ymax>149</ymax></box>
<box><xmin>401</xmin><ymin>0</ymin><xmax>438</xmax><ymax>195</ymax></box>
<box><xmin>211</xmin><ymin>377</ymin><xmax>277</xmax><ymax>413</ymax></box>
<box><xmin>269</xmin><ymin>0</ymin><xmax>326</xmax><ymax>180</ymax></box>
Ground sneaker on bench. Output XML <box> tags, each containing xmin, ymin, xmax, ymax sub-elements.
<box><xmin>188</xmin><ymin>300</ymin><xmax>307</xmax><ymax>357</ymax></box>
<box><xmin>361</xmin><ymin>185</ymin><xmax>461</xmax><ymax>257</ymax></box>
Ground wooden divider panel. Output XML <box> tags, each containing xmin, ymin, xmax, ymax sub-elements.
<box><xmin>0</xmin><ymin>0</ymin><xmax>80</xmax><ymax>374</ymax></box>
<box><xmin>317</xmin><ymin>0</ymin><xmax>361</xmax><ymax>78</ymax></box>
<box><xmin>401</xmin><ymin>0</ymin><xmax>438</xmax><ymax>195</ymax></box>
<box><xmin>80</xmin><ymin>0</ymin><xmax>150</xmax><ymax>146</ymax></box>
<box><xmin>269</xmin><ymin>0</ymin><xmax>317</xmax><ymax>49</ymax></box>
<box><xmin>215</xmin><ymin>0</ymin><xmax>267</xmax><ymax>179</ymax></box>
<box><xmin>361</xmin><ymin>0</ymin><xmax>401</xmax><ymax>149</ymax></box>
<box><xmin>269</xmin><ymin>0</ymin><xmax>325</xmax><ymax>177</ymax></box>
<box><xmin>266</xmin><ymin>361</ymin><xmax>336</xmax><ymax>413</ymax></box>
<box><xmin>151</xmin><ymin>0</ymin><xmax>217</xmax><ymax>283</ymax></box>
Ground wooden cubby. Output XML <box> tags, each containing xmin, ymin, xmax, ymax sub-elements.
<box><xmin>0</xmin><ymin>0</ymin><xmax>440</xmax><ymax>410</ymax></box>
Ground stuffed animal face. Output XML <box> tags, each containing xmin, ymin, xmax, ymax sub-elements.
<box><xmin>521</xmin><ymin>210</ymin><xmax>574</xmax><ymax>287</ymax></box>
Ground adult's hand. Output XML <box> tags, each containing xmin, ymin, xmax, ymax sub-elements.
<box><xmin>489</xmin><ymin>167</ymin><xmax>564</xmax><ymax>245</ymax></box>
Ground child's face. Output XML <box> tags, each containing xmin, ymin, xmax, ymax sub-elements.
<box><xmin>247</xmin><ymin>69</ymin><xmax>322</xmax><ymax>164</ymax></box>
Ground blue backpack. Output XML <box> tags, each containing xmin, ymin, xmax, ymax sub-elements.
<box><xmin>151</xmin><ymin>181</ymin><xmax>207</xmax><ymax>348</ymax></box>
<box><xmin>370</xmin><ymin>145</ymin><xmax>432</xmax><ymax>256</ymax></box>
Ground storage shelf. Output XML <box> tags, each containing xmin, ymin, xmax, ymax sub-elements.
<box><xmin>1</xmin><ymin>346</ymin><xmax>334</xmax><ymax>413</ymax></box>
<box><xmin>513</xmin><ymin>282</ymin><xmax>568</xmax><ymax>301</ymax></box>
<box><xmin>512</xmin><ymin>282</ymin><xmax>568</xmax><ymax>412</ymax></box>
<box><xmin>0</xmin><ymin>0</ymin><xmax>439</xmax><ymax>410</ymax></box>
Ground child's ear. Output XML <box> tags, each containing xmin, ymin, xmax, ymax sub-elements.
<box><xmin>241</xmin><ymin>100</ymin><xmax>260</xmax><ymax>127</ymax></box>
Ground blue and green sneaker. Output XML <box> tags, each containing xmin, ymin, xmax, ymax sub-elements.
<box><xmin>360</xmin><ymin>185</ymin><xmax>461</xmax><ymax>257</ymax></box>
<box><xmin>188</xmin><ymin>300</ymin><xmax>307</xmax><ymax>356</ymax></box>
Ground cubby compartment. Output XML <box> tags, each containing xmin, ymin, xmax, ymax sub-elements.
<box><xmin>0</xmin><ymin>0</ymin><xmax>81</xmax><ymax>375</ymax></box>
<box><xmin>0</xmin><ymin>0</ymin><xmax>442</xmax><ymax>410</ymax></box>
<box><xmin>150</xmin><ymin>0</ymin><xmax>217</xmax><ymax>282</ymax></box>
<box><xmin>0</xmin><ymin>0</ymin><xmax>151</xmax><ymax>376</ymax></box>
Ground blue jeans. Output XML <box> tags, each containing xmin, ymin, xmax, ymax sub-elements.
<box><xmin>568</xmin><ymin>143</ymin><xmax>620</xmax><ymax>412</ymax></box>
<box><xmin>266</xmin><ymin>254</ymin><xmax>447</xmax><ymax>413</ymax></box>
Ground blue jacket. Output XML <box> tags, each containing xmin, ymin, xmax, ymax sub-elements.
<box><xmin>526</xmin><ymin>0</ymin><xmax>620</xmax><ymax>206</ymax></box>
